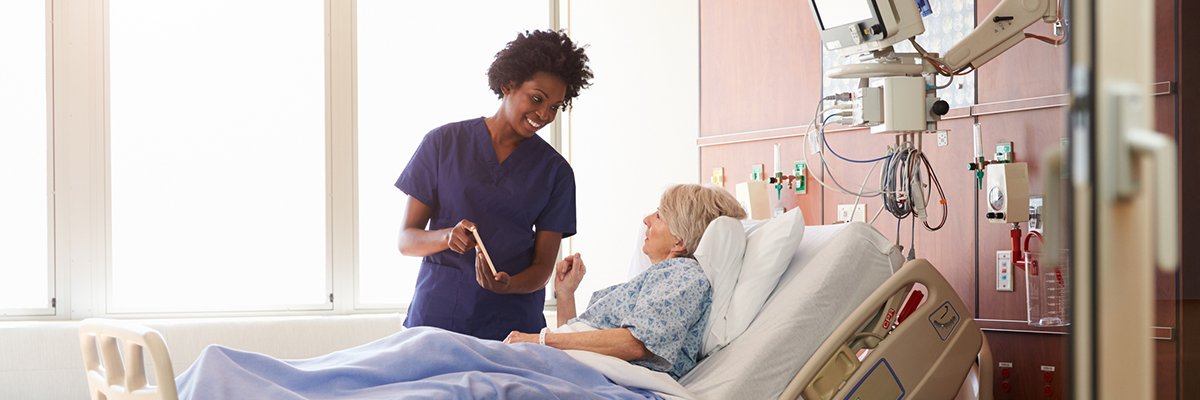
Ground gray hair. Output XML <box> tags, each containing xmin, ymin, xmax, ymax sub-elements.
<box><xmin>657</xmin><ymin>184</ymin><xmax>747</xmax><ymax>259</ymax></box>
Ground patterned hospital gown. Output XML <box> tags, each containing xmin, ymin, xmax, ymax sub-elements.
<box><xmin>571</xmin><ymin>257</ymin><xmax>712</xmax><ymax>379</ymax></box>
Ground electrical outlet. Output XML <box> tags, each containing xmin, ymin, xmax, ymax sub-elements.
<box><xmin>997</xmin><ymin>250</ymin><xmax>1013</xmax><ymax>291</ymax></box>
<box><xmin>937</xmin><ymin>130</ymin><xmax>948</xmax><ymax>146</ymax></box>
<box><xmin>837</xmin><ymin>204</ymin><xmax>867</xmax><ymax>223</ymax></box>
<box><xmin>1029</xmin><ymin>196</ymin><xmax>1044</xmax><ymax>234</ymax></box>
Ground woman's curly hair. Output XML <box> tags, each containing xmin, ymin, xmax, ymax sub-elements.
<box><xmin>488</xmin><ymin>30</ymin><xmax>593</xmax><ymax>110</ymax></box>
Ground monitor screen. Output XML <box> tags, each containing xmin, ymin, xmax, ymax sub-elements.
<box><xmin>812</xmin><ymin>0</ymin><xmax>874</xmax><ymax>30</ymax></box>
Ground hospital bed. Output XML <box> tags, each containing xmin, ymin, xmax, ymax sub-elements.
<box><xmin>79</xmin><ymin>222</ymin><xmax>992</xmax><ymax>400</ymax></box>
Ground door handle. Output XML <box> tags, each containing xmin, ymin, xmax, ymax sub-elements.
<box><xmin>1108</xmin><ymin>83</ymin><xmax>1179</xmax><ymax>272</ymax></box>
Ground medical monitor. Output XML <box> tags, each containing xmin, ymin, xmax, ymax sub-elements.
<box><xmin>810</xmin><ymin>0</ymin><xmax>924</xmax><ymax>56</ymax></box>
<box><xmin>811</xmin><ymin>0</ymin><xmax>886</xmax><ymax>51</ymax></box>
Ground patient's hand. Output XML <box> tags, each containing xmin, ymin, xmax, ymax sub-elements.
<box><xmin>502</xmin><ymin>331</ymin><xmax>536</xmax><ymax>345</ymax></box>
<box><xmin>555</xmin><ymin>253</ymin><xmax>586</xmax><ymax>296</ymax></box>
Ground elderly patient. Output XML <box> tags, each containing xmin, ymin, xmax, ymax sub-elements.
<box><xmin>504</xmin><ymin>183</ymin><xmax>746</xmax><ymax>379</ymax></box>
<box><xmin>174</xmin><ymin>184</ymin><xmax>745</xmax><ymax>399</ymax></box>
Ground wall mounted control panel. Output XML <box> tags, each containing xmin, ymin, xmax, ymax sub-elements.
<box><xmin>997</xmin><ymin>250</ymin><xmax>1013</xmax><ymax>291</ymax></box>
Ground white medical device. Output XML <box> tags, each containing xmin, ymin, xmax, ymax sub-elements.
<box><xmin>809</xmin><ymin>0</ymin><xmax>1060</xmax><ymax>133</ymax></box>
<box><xmin>985</xmin><ymin>162</ymin><xmax>1030</xmax><ymax>224</ymax></box>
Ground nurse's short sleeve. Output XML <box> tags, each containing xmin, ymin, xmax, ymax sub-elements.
<box><xmin>535</xmin><ymin>163</ymin><xmax>577</xmax><ymax>238</ymax></box>
<box><xmin>395</xmin><ymin>130</ymin><xmax>440</xmax><ymax>209</ymax></box>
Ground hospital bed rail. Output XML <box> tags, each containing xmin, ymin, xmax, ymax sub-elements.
<box><xmin>778</xmin><ymin>259</ymin><xmax>993</xmax><ymax>400</ymax></box>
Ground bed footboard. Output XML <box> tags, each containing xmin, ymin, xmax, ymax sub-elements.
<box><xmin>79</xmin><ymin>318</ymin><xmax>178</xmax><ymax>400</ymax></box>
<box><xmin>778</xmin><ymin>259</ymin><xmax>991</xmax><ymax>400</ymax></box>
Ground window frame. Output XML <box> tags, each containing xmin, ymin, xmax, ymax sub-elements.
<box><xmin>349</xmin><ymin>0</ymin><xmax>565</xmax><ymax>311</ymax></box>
<box><xmin>102</xmin><ymin>0</ymin><xmax>333</xmax><ymax>317</ymax></box>
<box><xmin>0</xmin><ymin>0</ymin><xmax>56</xmax><ymax>318</ymax></box>
<box><xmin>3</xmin><ymin>0</ymin><xmax>562</xmax><ymax>322</ymax></box>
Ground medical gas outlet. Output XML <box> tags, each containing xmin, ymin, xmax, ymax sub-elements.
<box><xmin>985</xmin><ymin>163</ymin><xmax>1029</xmax><ymax>223</ymax></box>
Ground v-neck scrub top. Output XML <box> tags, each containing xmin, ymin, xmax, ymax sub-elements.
<box><xmin>396</xmin><ymin>117</ymin><xmax>576</xmax><ymax>341</ymax></box>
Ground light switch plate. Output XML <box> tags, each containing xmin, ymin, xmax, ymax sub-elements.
<box><xmin>837</xmin><ymin>204</ymin><xmax>866</xmax><ymax>223</ymax></box>
<box><xmin>997</xmin><ymin>250</ymin><xmax>1013</xmax><ymax>291</ymax></box>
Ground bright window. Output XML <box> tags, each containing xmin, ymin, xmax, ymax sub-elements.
<box><xmin>356</xmin><ymin>0</ymin><xmax>550</xmax><ymax>306</ymax></box>
<box><xmin>0</xmin><ymin>2</ymin><xmax>51</xmax><ymax>312</ymax></box>
<box><xmin>108</xmin><ymin>0</ymin><xmax>326</xmax><ymax>312</ymax></box>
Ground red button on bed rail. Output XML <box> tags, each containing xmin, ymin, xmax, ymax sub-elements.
<box><xmin>1044</xmin><ymin>371</ymin><xmax>1053</xmax><ymax>382</ymax></box>
<box><xmin>1001</xmin><ymin>368</ymin><xmax>1010</xmax><ymax>378</ymax></box>
<box><xmin>1001</xmin><ymin>381</ymin><xmax>1010</xmax><ymax>392</ymax></box>
<box><xmin>1044</xmin><ymin>385</ymin><xmax>1053</xmax><ymax>396</ymax></box>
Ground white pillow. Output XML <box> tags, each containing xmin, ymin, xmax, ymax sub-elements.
<box><xmin>627</xmin><ymin>217</ymin><xmax>653</xmax><ymax>280</ymax></box>
<box><xmin>721</xmin><ymin>207</ymin><xmax>805</xmax><ymax>348</ymax></box>
<box><xmin>692</xmin><ymin>216</ymin><xmax>747</xmax><ymax>358</ymax></box>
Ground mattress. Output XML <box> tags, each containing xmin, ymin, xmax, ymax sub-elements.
<box><xmin>679</xmin><ymin>222</ymin><xmax>903</xmax><ymax>400</ymax></box>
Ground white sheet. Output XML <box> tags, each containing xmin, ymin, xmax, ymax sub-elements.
<box><xmin>564</xmin><ymin>350</ymin><xmax>694</xmax><ymax>400</ymax></box>
<box><xmin>555</xmin><ymin>321</ymin><xmax>695</xmax><ymax>400</ymax></box>
<box><xmin>678</xmin><ymin>222</ymin><xmax>902</xmax><ymax>400</ymax></box>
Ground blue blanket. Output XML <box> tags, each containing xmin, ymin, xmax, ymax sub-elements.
<box><xmin>175</xmin><ymin>327</ymin><xmax>661</xmax><ymax>399</ymax></box>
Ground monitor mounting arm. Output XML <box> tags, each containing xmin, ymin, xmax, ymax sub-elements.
<box><xmin>940</xmin><ymin>0</ymin><xmax>1059</xmax><ymax>72</ymax></box>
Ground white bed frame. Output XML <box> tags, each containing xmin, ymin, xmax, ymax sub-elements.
<box><xmin>77</xmin><ymin>259</ymin><xmax>991</xmax><ymax>400</ymax></box>
<box><xmin>79</xmin><ymin>318</ymin><xmax>178</xmax><ymax>400</ymax></box>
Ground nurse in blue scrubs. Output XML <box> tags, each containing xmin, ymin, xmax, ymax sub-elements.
<box><xmin>395</xmin><ymin>30</ymin><xmax>593</xmax><ymax>341</ymax></box>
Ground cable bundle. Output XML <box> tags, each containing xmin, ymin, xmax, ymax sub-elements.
<box><xmin>800</xmin><ymin>97</ymin><xmax>947</xmax><ymax>232</ymax></box>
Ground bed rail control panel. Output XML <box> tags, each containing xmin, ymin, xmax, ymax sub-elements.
<box><xmin>842</xmin><ymin>359</ymin><xmax>904</xmax><ymax>400</ymax></box>
<box><xmin>803</xmin><ymin>345</ymin><xmax>860</xmax><ymax>400</ymax></box>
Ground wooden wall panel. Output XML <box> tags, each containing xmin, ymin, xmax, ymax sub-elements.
<box><xmin>699</xmin><ymin>0</ymin><xmax>1185</xmax><ymax>398</ymax></box>
<box><xmin>700</xmin><ymin>137</ymin><xmax>824</xmax><ymax>223</ymax></box>
<box><xmin>975</xmin><ymin>0</ymin><xmax>1069</xmax><ymax>104</ymax></box>
<box><xmin>975</xmin><ymin>107</ymin><xmax>1068</xmax><ymax>321</ymax></box>
<box><xmin>985</xmin><ymin>331</ymin><xmax>1069</xmax><ymax>400</ymax></box>
<box><xmin>699</xmin><ymin>0</ymin><xmax>820</xmax><ymax>137</ymax></box>
<box><xmin>819</xmin><ymin>116</ymin><xmax>979</xmax><ymax>316</ymax></box>
<box><xmin>1179</xmin><ymin>0</ymin><xmax>1200</xmax><ymax>397</ymax></box>
<box><xmin>1158</xmin><ymin>339</ymin><xmax>1177</xmax><ymax>399</ymax></box>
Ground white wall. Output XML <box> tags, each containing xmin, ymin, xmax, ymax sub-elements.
<box><xmin>565</xmin><ymin>0</ymin><xmax>699</xmax><ymax>306</ymax></box>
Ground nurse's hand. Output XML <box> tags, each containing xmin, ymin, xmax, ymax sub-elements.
<box><xmin>476</xmin><ymin>249</ymin><xmax>512</xmax><ymax>294</ymax></box>
<box><xmin>447</xmin><ymin>220</ymin><xmax>478</xmax><ymax>254</ymax></box>
<box><xmin>555</xmin><ymin>253</ymin><xmax>586</xmax><ymax>296</ymax></box>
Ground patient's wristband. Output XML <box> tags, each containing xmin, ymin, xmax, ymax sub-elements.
<box><xmin>539</xmin><ymin>327</ymin><xmax>549</xmax><ymax>346</ymax></box>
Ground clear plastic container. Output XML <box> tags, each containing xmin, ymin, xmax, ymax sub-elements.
<box><xmin>1025</xmin><ymin>250</ymin><xmax>1069</xmax><ymax>327</ymax></box>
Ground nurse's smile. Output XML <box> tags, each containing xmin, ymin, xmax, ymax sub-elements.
<box><xmin>496</xmin><ymin>71</ymin><xmax>566</xmax><ymax>140</ymax></box>
<box><xmin>526</xmin><ymin>116</ymin><xmax>544</xmax><ymax>130</ymax></box>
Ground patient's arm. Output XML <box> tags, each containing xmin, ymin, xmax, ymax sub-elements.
<box><xmin>505</xmin><ymin>328</ymin><xmax>652</xmax><ymax>362</ymax></box>
<box><xmin>553</xmin><ymin>253</ymin><xmax>586</xmax><ymax>326</ymax></box>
